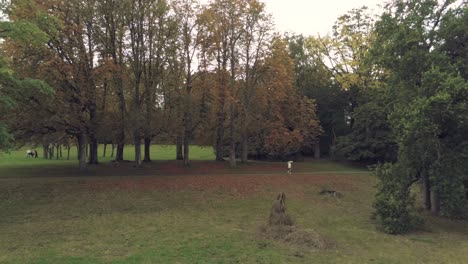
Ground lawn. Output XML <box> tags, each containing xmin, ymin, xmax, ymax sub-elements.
<box><xmin>0</xmin><ymin>147</ymin><xmax>467</xmax><ymax>263</ymax></box>
<box><xmin>0</xmin><ymin>145</ymin><xmax>216</xmax><ymax>168</ymax></box>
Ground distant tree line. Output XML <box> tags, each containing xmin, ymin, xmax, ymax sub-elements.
<box><xmin>0</xmin><ymin>0</ymin><xmax>321</xmax><ymax>170</ymax></box>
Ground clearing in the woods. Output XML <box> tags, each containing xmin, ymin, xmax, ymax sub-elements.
<box><xmin>0</xmin><ymin>146</ymin><xmax>467</xmax><ymax>264</ymax></box>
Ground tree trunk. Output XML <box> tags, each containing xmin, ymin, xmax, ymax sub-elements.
<box><xmin>215</xmin><ymin>73</ymin><xmax>226</xmax><ymax>162</ymax></box>
<box><xmin>143</xmin><ymin>85</ymin><xmax>152</xmax><ymax>163</ymax></box>
<box><xmin>42</xmin><ymin>144</ymin><xmax>48</xmax><ymax>159</ymax></box>
<box><xmin>142</xmin><ymin>65</ymin><xmax>152</xmax><ymax>163</ymax></box>
<box><xmin>49</xmin><ymin>145</ymin><xmax>54</xmax><ymax>159</ymax></box>
<box><xmin>241</xmin><ymin>136</ymin><xmax>248</xmax><ymax>163</ymax></box>
<box><xmin>133</xmin><ymin>100</ymin><xmax>141</xmax><ymax>165</ymax></box>
<box><xmin>116</xmin><ymin>144</ymin><xmax>124</xmax><ymax>161</ymax></box>
<box><xmin>112</xmin><ymin>14</ymin><xmax>126</xmax><ymax>163</ymax></box>
<box><xmin>77</xmin><ymin>133</ymin><xmax>87</xmax><ymax>171</ymax></box>
<box><xmin>111</xmin><ymin>144</ymin><xmax>115</xmax><ymax>158</ymax></box>
<box><xmin>142</xmin><ymin>8</ymin><xmax>158</xmax><ymax>165</ymax></box>
<box><xmin>331</xmin><ymin>128</ymin><xmax>337</xmax><ymax>148</ymax></box>
<box><xmin>229</xmin><ymin>104</ymin><xmax>236</xmax><ymax>166</ymax></box>
<box><xmin>83</xmin><ymin>95</ymin><xmax>99</xmax><ymax>164</ymax></box>
<box><xmin>183</xmin><ymin>136</ymin><xmax>190</xmax><ymax>166</ymax></box>
<box><xmin>229</xmin><ymin>142</ymin><xmax>236</xmax><ymax>168</ymax></box>
<box><xmin>133</xmin><ymin>74</ymin><xmax>142</xmax><ymax>166</ymax></box>
<box><xmin>144</xmin><ymin>137</ymin><xmax>151</xmax><ymax>162</ymax></box>
<box><xmin>229</xmin><ymin>48</ymin><xmax>236</xmax><ymax>168</ymax></box>
<box><xmin>422</xmin><ymin>175</ymin><xmax>431</xmax><ymax>210</ymax></box>
<box><xmin>88</xmin><ymin>136</ymin><xmax>99</xmax><ymax>165</ymax></box>
<box><xmin>176</xmin><ymin>137</ymin><xmax>183</xmax><ymax>160</ymax></box>
<box><xmin>56</xmin><ymin>144</ymin><xmax>59</xmax><ymax>160</ymax></box>
<box><xmin>431</xmin><ymin>190</ymin><xmax>441</xmax><ymax>215</ymax></box>
<box><xmin>59</xmin><ymin>145</ymin><xmax>62</xmax><ymax>158</ymax></box>
<box><xmin>67</xmin><ymin>146</ymin><xmax>70</xmax><ymax>160</ymax></box>
<box><xmin>228</xmin><ymin>101</ymin><xmax>236</xmax><ymax>167</ymax></box>
<box><xmin>103</xmin><ymin>144</ymin><xmax>107</xmax><ymax>157</ymax></box>
<box><xmin>314</xmin><ymin>142</ymin><xmax>321</xmax><ymax>159</ymax></box>
<box><xmin>215</xmin><ymin>128</ymin><xmax>224</xmax><ymax>161</ymax></box>
<box><xmin>134</xmin><ymin>132</ymin><xmax>141</xmax><ymax>166</ymax></box>
<box><xmin>114</xmin><ymin>74</ymin><xmax>125</xmax><ymax>162</ymax></box>
<box><xmin>77</xmin><ymin>142</ymin><xmax>81</xmax><ymax>161</ymax></box>
<box><xmin>183</xmin><ymin>101</ymin><xmax>191</xmax><ymax>166</ymax></box>
<box><xmin>85</xmin><ymin>144</ymin><xmax>89</xmax><ymax>158</ymax></box>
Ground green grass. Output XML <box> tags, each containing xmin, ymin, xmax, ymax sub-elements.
<box><xmin>0</xmin><ymin>150</ymin><xmax>466</xmax><ymax>263</ymax></box>
<box><xmin>0</xmin><ymin>145</ymin><xmax>366</xmax><ymax>178</ymax></box>
<box><xmin>0</xmin><ymin>145</ymin><xmax>215</xmax><ymax>168</ymax></box>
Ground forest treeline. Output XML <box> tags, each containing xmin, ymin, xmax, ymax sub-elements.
<box><xmin>1</xmin><ymin>0</ymin><xmax>467</xmax><ymax>233</ymax></box>
<box><xmin>0</xmin><ymin>0</ymin><xmax>323</xmax><ymax>169</ymax></box>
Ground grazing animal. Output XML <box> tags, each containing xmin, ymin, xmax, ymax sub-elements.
<box><xmin>34</xmin><ymin>150</ymin><xmax>38</xmax><ymax>158</ymax></box>
<box><xmin>26</xmin><ymin>150</ymin><xmax>34</xmax><ymax>158</ymax></box>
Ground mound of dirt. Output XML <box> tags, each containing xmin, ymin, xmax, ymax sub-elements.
<box><xmin>260</xmin><ymin>192</ymin><xmax>331</xmax><ymax>251</ymax></box>
<box><xmin>258</xmin><ymin>225</ymin><xmax>329</xmax><ymax>250</ymax></box>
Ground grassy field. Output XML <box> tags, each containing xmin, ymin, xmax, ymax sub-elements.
<box><xmin>0</xmin><ymin>145</ymin><xmax>364</xmax><ymax>178</ymax></box>
<box><xmin>0</xmin><ymin>147</ymin><xmax>467</xmax><ymax>263</ymax></box>
<box><xmin>0</xmin><ymin>145</ymin><xmax>216</xmax><ymax>168</ymax></box>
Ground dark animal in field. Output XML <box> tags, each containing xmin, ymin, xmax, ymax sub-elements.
<box><xmin>319</xmin><ymin>189</ymin><xmax>343</xmax><ymax>198</ymax></box>
<box><xmin>34</xmin><ymin>150</ymin><xmax>38</xmax><ymax>158</ymax></box>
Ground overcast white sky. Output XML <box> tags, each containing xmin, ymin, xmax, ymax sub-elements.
<box><xmin>264</xmin><ymin>0</ymin><xmax>386</xmax><ymax>36</ymax></box>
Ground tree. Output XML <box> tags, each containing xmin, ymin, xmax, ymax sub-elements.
<box><xmin>287</xmin><ymin>34</ymin><xmax>347</xmax><ymax>158</ymax></box>
<box><xmin>0</xmin><ymin>56</ymin><xmax>53</xmax><ymax>151</ymax></box>
<box><xmin>394</xmin><ymin>69</ymin><xmax>467</xmax><ymax>217</ymax></box>
<box><xmin>95</xmin><ymin>0</ymin><xmax>128</xmax><ymax>161</ymax></box>
<box><xmin>373</xmin><ymin>163</ymin><xmax>423</xmax><ymax>234</ymax></box>
<box><xmin>124</xmin><ymin>0</ymin><xmax>149</xmax><ymax>166</ymax></box>
<box><xmin>255</xmin><ymin>38</ymin><xmax>322</xmax><ymax>160</ymax></box>
<box><xmin>373</xmin><ymin>0</ymin><xmax>467</xmax><ymax>232</ymax></box>
<box><xmin>311</xmin><ymin>7</ymin><xmax>396</xmax><ymax>163</ymax></box>
<box><xmin>315</xmin><ymin>7</ymin><xmax>377</xmax><ymax>123</ymax></box>
<box><xmin>201</xmin><ymin>0</ymin><xmax>244</xmax><ymax>165</ymax></box>
<box><xmin>0</xmin><ymin>46</ymin><xmax>19</xmax><ymax>151</ymax></box>
<box><xmin>141</xmin><ymin>0</ymin><xmax>171</xmax><ymax>163</ymax></box>
<box><xmin>238</xmin><ymin>0</ymin><xmax>272</xmax><ymax>163</ymax></box>
<box><xmin>173</xmin><ymin>0</ymin><xmax>202</xmax><ymax>166</ymax></box>
<box><xmin>200</xmin><ymin>1</ymin><xmax>229</xmax><ymax>162</ymax></box>
<box><xmin>333</xmin><ymin>88</ymin><xmax>397</xmax><ymax>163</ymax></box>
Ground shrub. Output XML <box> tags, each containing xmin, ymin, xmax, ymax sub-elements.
<box><xmin>373</xmin><ymin>163</ymin><xmax>423</xmax><ymax>234</ymax></box>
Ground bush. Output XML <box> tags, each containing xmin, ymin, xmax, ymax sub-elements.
<box><xmin>373</xmin><ymin>163</ymin><xmax>423</xmax><ymax>234</ymax></box>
